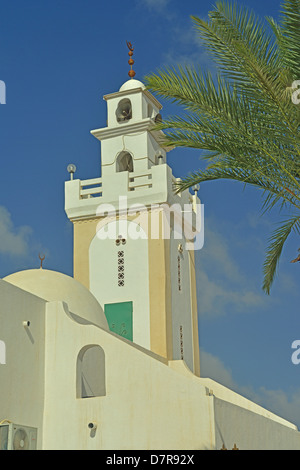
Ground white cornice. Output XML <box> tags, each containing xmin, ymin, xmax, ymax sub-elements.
<box><xmin>90</xmin><ymin>118</ymin><xmax>151</xmax><ymax>140</ymax></box>
<box><xmin>103</xmin><ymin>88</ymin><xmax>162</xmax><ymax>110</ymax></box>
<box><xmin>90</xmin><ymin>118</ymin><xmax>174</xmax><ymax>152</ymax></box>
<box><xmin>90</xmin><ymin>118</ymin><xmax>173</xmax><ymax>151</ymax></box>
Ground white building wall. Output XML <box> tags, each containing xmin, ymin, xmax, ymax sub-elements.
<box><xmin>42</xmin><ymin>301</ymin><xmax>216</xmax><ymax>450</ymax></box>
<box><xmin>41</xmin><ymin>302</ymin><xmax>300</xmax><ymax>450</ymax></box>
<box><xmin>1</xmin><ymin>283</ymin><xmax>299</xmax><ymax>450</ymax></box>
<box><xmin>101</xmin><ymin>132</ymin><xmax>149</xmax><ymax>171</ymax></box>
<box><xmin>214</xmin><ymin>397</ymin><xmax>300</xmax><ymax>450</ymax></box>
<box><xmin>0</xmin><ymin>281</ymin><xmax>46</xmax><ymax>448</ymax></box>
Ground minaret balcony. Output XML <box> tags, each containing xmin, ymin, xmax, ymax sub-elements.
<box><xmin>65</xmin><ymin>163</ymin><xmax>199</xmax><ymax>224</ymax></box>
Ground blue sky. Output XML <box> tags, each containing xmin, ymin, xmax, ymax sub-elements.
<box><xmin>0</xmin><ymin>0</ymin><xmax>300</xmax><ymax>428</ymax></box>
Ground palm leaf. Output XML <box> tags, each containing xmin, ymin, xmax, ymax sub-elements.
<box><xmin>278</xmin><ymin>0</ymin><xmax>300</xmax><ymax>77</ymax></box>
<box><xmin>263</xmin><ymin>216</ymin><xmax>300</xmax><ymax>293</ymax></box>
<box><xmin>145</xmin><ymin>0</ymin><xmax>300</xmax><ymax>293</ymax></box>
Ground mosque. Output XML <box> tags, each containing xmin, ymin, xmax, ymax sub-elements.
<box><xmin>0</xmin><ymin>51</ymin><xmax>300</xmax><ymax>449</ymax></box>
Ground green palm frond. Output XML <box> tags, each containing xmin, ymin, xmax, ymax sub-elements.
<box><xmin>263</xmin><ymin>215</ymin><xmax>300</xmax><ymax>294</ymax></box>
<box><xmin>192</xmin><ymin>2</ymin><xmax>280</xmax><ymax>88</ymax></box>
<box><xmin>145</xmin><ymin>0</ymin><xmax>300</xmax><ymax>294</ymax></box>
<box><xmin>278</xmin><ymin>0</ymin><xmax>300</xmax><ymax>77</ymax></box>
<box><xmin>173</xmin><ymin>166</ymin><xmax>300</xmax><ymax>211</ymax></box>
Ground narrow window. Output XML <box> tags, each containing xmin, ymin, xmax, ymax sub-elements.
<box><xmin>177</xmin><ymin>255</ymin><xmax>182</xmax><ymax>292</ymax></box>
<box><xmin>179</xmin><ymin>325</ymin><xmax>184</xmax><ymax>360</ymax></box>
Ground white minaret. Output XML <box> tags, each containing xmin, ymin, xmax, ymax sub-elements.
<box><xmin>65</xmin><ymin>47</ymin><xmax>201</xmax><ymax>375</ymax></box>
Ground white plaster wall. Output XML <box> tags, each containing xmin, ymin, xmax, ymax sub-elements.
<box><xmin>147</xmin><ymin>133</ymin><xmax>166</xmax><ymax>167</ymax></box>
<box><xmin>214</xmin><ymin>397</ymin><xmax>300</xmax><ymax>450</ymax></box>
<box><xmin>98</xmin><ymin>132</ymin><xmax>165</xmax><ymax>174</ymax></box>
<box><xmin>106</xmin><ymin>92</ymin><xmax>144</xmax><ymax>127</ymax></box>
<box><xmin>1</xmin><ymin>287</ymin><xmax>299</xmax><ymax>450</ymax></box>
<box><xmin>89</xmin><ymin>219</ymin><xmax>151</xmax><ymax>350</ymax></box>
<box><xmin>105</xmin><ymin>89</ymin><xmax>160</xmax><ymax>128</ymax></box>
<box><xmin>0</xmin><ymin>281</ymin><xmax>46</xmax><ymax>448</ymax></box>
<box><xmin>42</xmin><ymin>301</ymin><xmax>215</xmax><ymax>450</ymax></box>
<box><xmin>101</xmin><ymin>132</ymin><xmax>149</xmax><ymax>171</ymax></box>
<box><xmin>65</xmin><ymin>164</ymin><xmax>184</xmax><ymax>221</ymax></box>
<box><xmin>42</xmin><ymin>303</ymin><xmax>300</xmax><ymax>450</ymax></box>
<box><xmin>170</xmin><ymin>361</ymin><xmax>298</xmax><ymax>431</ymax></box>
<box><xmin>141</xmin><ymin>93</ymin><xmax>160</xmax><ymax>120</ymax></box>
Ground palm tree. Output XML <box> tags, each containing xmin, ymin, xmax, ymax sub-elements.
<box><xmin>145</xmin><ymin>0</ymin><xmax>300</xmax><ymax>294</ymax></box>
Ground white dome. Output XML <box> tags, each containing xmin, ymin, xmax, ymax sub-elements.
<box><xmin>3</xmin><ymin>269</ymin><xmax>108</xmax><ymax>330</ymax></box>
<box><xmin>119</xmin><ymin>79</ymin><xmax>145</xmax><ymax>92</ymax></box>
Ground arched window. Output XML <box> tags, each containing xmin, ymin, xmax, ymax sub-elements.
<box><xmin>116</xmin><ymin>151</ymin><xmax>134</xmax><ymax>173</ymax></box>
<box><xmin>76</xmin><ymin>345</ymin><xmax>106</xmax><ymax>398</ymax></box>
<box><xmin>116</xmin><ymin>98</ymin><xmax>132</xmax><ymax>123</ymax></box>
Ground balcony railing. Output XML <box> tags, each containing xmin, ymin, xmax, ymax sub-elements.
<box><xmin>80</xmin><ymin>177</ymin><xmax>102</xmax><ymax>199</ymax></box>
<box><xmin>128</xmin><ymin>170</ymin><xmax>152</xmax><ymax>191</ymax></box>
<box><xmin>79</xmin><ymin>170</ymin><xmax>156</xmax><ymax>199</ymax></box>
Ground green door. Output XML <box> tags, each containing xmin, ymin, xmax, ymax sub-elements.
<box><xmin>104</xmin><ymin>301</ymin><xmax>133</xmax><ymax>341</ymax></box>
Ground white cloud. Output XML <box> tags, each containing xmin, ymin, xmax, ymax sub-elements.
<box><xmin>256</xmin><ymin>387</ymin><xmax>300</xmax><ymax>428</ymax></box>
<box><xmin>196</xmin><ymin>268</ymin><xmax>264</xmax><ymax>316</ymax></box>
<box><xmin>275</xmin><ymin>271</ymin><xmax>298</xmax><ymax>295</ymax></box>
<box><xmin>195</xmin><ymin>218</ymin><xmax>266</xmax><ymax>316</ymax></box>
<box><xmin>141</xmin><ymin>0</ymin><xmax>170</xmax><ymax>11</ymax></box>
<box><xmin>138</xmin><ymin>0</ymin><xmax>215</xmax><ymax>71</ymax></box>
<box><xmin>199</xmin><ymin>224</ymin><xmax>242</xmax><ymax>282</ymax></box>
<box><xmin>200</xmin><ymin>349</ymin><xmax>236</xmax><ymax>390</ymax></box>
<box><xmin>161</xmin><ymin>49</ymin><xmax>215</xmax><ymax>72</ymax></box>
<box><xmin>161</xmin><ymin>16</ymin><xmax>216</xmax><ymax>72</ymax></box>
<box><xmin>0</xmin><ymin>206</ymin><xmax>32</xmax><ymax>257</ymax></box>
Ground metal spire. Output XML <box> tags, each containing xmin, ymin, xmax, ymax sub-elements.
<box><xmin>126</xmin><ymin>41</ymin><xmax>136</xmax><ymax>79</ymax></box>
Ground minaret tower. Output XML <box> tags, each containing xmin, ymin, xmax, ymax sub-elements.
<box><xmin>65</xmin><ymin>45</ymin><xmax>201</xmax><ymax>376</ymax></box>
